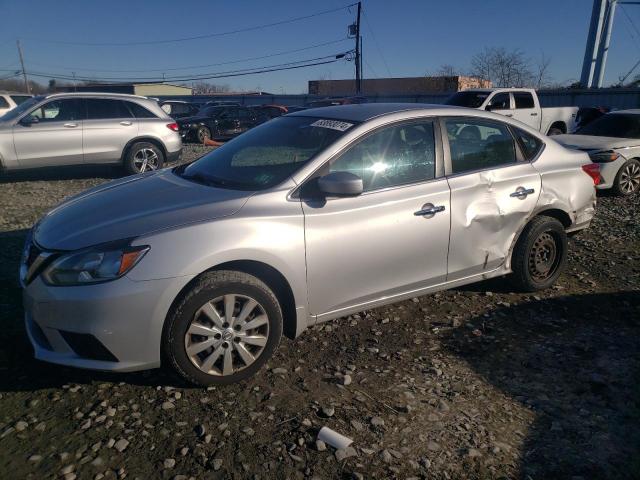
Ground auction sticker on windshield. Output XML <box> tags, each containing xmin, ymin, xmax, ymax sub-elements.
<box><xmin>310</xmin><ymin>119</ymin><xmax>354</xmax><ymax>131</ymax></box>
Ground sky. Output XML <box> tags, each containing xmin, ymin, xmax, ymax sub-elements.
<box><xmin>0</xmin><ymin>0</ymin><xmax>639</xmax><ymax>93</ymax></box>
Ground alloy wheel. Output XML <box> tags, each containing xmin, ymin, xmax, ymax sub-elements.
<box><xmin>619</xmin><ymin>162</ymin><xmax>640</xmax><ymax>194</ymax></box>
<box><xmin>528</xmin><ymin>232</ymin><xmax>559</xmax><ymax>282</ymax></box>
<box><xmin>133</xmin><ymin>148</ymin><xmax>159</xmax><ymax>173</ymax></box>
<box><xmin>184</xmin><ymin>294</ymin><xmax>269</xmax><ymax>376</ymax></box>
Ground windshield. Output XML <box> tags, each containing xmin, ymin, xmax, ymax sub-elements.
<box><xmin>177</xmin><ymin>116</ymin><xmax>357</xmax><ymax>190</ymax></box>
<box><xmin>444</xmin><ymin>91</ymin><xmax>490</xmax><ymax>108</ymax></box>
<box><xmin>576</xmin><ymin>113</ymin><xmax>640</xmax><ymax>138</ymax></box>
<box><xmin>0</xmin><ymin>96</ymin><xmax>43</xmax><ymax>121</ymax></box>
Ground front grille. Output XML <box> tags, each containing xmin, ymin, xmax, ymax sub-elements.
<box><xmin>59</xmin><ymin>331</ymin><xmax>119</xmax><ymax>363</ymax></box>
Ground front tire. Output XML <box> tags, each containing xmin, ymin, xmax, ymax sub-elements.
<box><xmin>547</xmin><ymin>126</ymin><xmax>563</xmax><ymax>136</ymax></box>
<box><xmin>124</xmin><ymin>142</ymin><xmax>164</xmax><ymax>175</ymax></box>
<box><xmin>163</xmin><ymin>271</ymin><xmax>283</xmax><ymax>386</ymax></box>
<box><xmin>613</xmin><ymin>159</ymin><xmax>640</xmax><ymax>196</ymax></box>
<box><xmin>511</xmin><ymin>216</ymin><xmax>567</xmax><ymax>292</ymax></box>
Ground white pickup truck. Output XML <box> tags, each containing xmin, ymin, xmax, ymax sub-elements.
<box><xmin>444</xmin><ymin>88</ymin><xmax>578</xmax><ymax>136</ymax></box>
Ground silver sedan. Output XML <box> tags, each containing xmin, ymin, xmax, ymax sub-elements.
<box><xmin>21</xmin><ymin>104</ymin><xmax>597</xmax><ymax>386</ymax></box>
<box><xmin>555</xmin><ymin>110</ymin><xmax>640</xmax><ymax>195</ymax></box>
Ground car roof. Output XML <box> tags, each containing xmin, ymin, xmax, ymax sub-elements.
<box><xmin>43</xmin><ymin>92</ymin><xmax>151</xmax><ymax>101</ymax></box>
<box><xmin>289</xmin><ymin>103</ymin><xmax>461</xmax><ymax>122</ymax></box>
<box><xmin>610</xmin><ymin>109</ymin><xmax>640</xmax><ymax>115</ymax></box>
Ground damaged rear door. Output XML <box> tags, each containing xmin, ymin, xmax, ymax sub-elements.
<box><xmin>442</xmin><ymin>117</ymin><xmax>541</xmax><ymax>280</ymax></box>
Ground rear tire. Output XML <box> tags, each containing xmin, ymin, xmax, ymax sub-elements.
<box><xmin>124</xmin><ymin>142</ymin><xmax>164</xmax><ymax>175</ymax></box>
<box><xmin>612</xmin><ymin>159</ymin><xmax>640</xmax><ymax>196</ymax></box>
<box><xmin>196</xmin><ymin>126</ymin><xmax>211</xmax><ymax>144</ymax></box>
<box><xmin>163</xmin><ymin>270</ymin><xmax>283</xmax><ymax>386</ymax></box>
<box><xmin>511</xmin><ymin>216</ymin><xmax>567</xmax><ymax>292</ymax></box>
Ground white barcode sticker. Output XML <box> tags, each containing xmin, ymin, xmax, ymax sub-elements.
<box><xmin>310</xmin><ymin>119</ymin><xmax>353</xmax><ymax>131</ymax></box>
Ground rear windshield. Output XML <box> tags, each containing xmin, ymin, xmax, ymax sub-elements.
<box><xmin>576</xmin><ymin>113</ymin><xmax>640</xmax><ymax>138</ymax></box>
<box><xmin>444</xmin><ymin>91</ymin><xmax>490</xmax><ymax>108</ymax></box>
<box><xmin>10</xmin><ymin>95</ymin><xmax>32</xmax><ymax>105</ymax></box>
<box><xmin>176</xmin><ymin>116</ymin><xmax>357</xmax><ymax>190</ymax></box>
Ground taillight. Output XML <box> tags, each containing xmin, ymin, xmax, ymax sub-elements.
<box><xmin>582</xmin><ymin>163</ymin><xmax>602</xmax><ymax>185</ymax></box>
<box><xmin>166</xmin><ymin>122</ymin><xmax>179</xmax><ymax>132</ymax></box>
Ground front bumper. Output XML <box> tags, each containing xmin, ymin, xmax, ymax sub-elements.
<box><xmin>23</xmin><ymin>274</ymin><xmax>192</xmax><ymax>372</ymax></box>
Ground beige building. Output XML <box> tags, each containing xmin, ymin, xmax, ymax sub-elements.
<box><xmin>309</xmin><ymin>76</ymin><xmax>491</xmax><ymax>96</ymax></box>
<box><xmin>61</xmin><ymin>83</ymin><xmax>193</xmax><ymax>96</ymax></box>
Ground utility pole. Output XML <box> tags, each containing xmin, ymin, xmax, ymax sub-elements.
<box><xmin>355</xmin><ymin>1</ymin><xmax>362</xmax><ymax>94</ymax></box>
<box><xmin>16</xmin><ymin>40</ymin><xmax>31</xmax><ymax>94</ymax></box>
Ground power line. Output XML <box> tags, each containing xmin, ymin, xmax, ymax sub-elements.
<box><xmin>362</xmin><ymin>9</ymin><xmax>392</xmax><ymax>77</ymax></box>
<box><xmin>25</xmin><ymin>4</ymin><xmax>357</xmax><ymax>46</ymax></box>
<box><xmin>23</xmin><ymin>52</ymin><xmax>351</xmax><ymax>83</ymax></box>
<box><xmin>22</xmin><ymin>38</ymin><xmax>350</xmax><ymax>73</ymax></box>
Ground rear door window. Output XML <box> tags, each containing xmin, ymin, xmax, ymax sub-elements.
<box><xmin>86</xmin><ymin>99</ymin><xmax>132</xmax><ymax>119</ymax></box>
<box><xmin>514</xmin><ymin>92</ymin><xmax>535</xmax><ymax>109</ymax></box>
<box><xmin>514</xmin><ymin>128</ymin><xmax>544</xmax><ymax>160</ymax></box>
<box><xmin>445</xmin><ymin>118</ymin><xmax>517</xmax><ymax>174</ymax></box>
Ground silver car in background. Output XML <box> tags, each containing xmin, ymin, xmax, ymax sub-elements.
<box><xmin>0</xmin><ymin>92</ymin><xmax>182</xmax><ymax>175</ymax></box>
<box><xmin>21</xmin><ymin>104</ymin><xmax>597</xmax><ymax>386</ymax></box>
<box><xmin>554</xmin><ymin>109</ymin><xmax>640</xmax><ymax>195</ymax></box>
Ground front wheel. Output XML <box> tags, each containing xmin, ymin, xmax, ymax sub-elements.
<box><xmin>547</xmin><ymin>126</ymin><xmax>563</xmax><ymax>136</ymax></box>
<box><xmin>163</xmin><ymin>271</ymin><xmax>283</xmax><ymax>386</ymax></box>
<box><xmin>613</xmin><ymin>159</ymin><xmax>640</xmax><ymax>196</ymax></box>
<box><xmin>511</xmin><ymin>216</ymin><xmax>567</xmax><ymax>292</ymax></box>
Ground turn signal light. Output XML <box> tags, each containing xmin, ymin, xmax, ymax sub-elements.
<box><xmin>166</xmin><ymin>122</ymin><xmax>179</xmax><ymax>132</ymax></box>
<box><xmin>582</xmin><ymin>163</ymin><xmax>602</xmax><ymax>186</ymax></box>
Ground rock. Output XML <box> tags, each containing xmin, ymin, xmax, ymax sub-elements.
<box><xmin>381</xmin><ymin>450</ymin><xmax>393</xmax><ymax>463</ymax></box>
<box><xmin>437</xmin><ymin>400</ymin><xmax>450</xmax><ymax>412</ymax></box>
<box><xmin>342</xmin><ymin>374</ymin><xmax>352</xmax><ymax>386</ymax></box>
<box><xmin>114</xmin><ymin>439</ymin><xmax>129</xmax><ymax>452</ymax></box>
<box><xmin>315</xmin><ymin>440</ymin><xmax>326</xmax><ymax>452</ymax></box>
<box><xmin>335</xmin><ymin>447</ymin><xmax>357</xmax><ymax>461</ymax></box>
<box><xmin>212</xmin><ymin>458</ymin><xmax>223</xmax><ymax>471</ymax></box>
<box><xmin>321</xmin><ymin>406</ymin><xmax>335</xmax><ymax>418</ymax></box>
<box><xmin>91</xmin><ymin>457</ymin><xmax>104</xmax><ymax>467</ymax></box>
<box><xmin>161</xmin><ymin>401</ymin><xmax>175</xmax><ymax>410</ymax></box>
<box><xmin>272</xmin><ymin>367</ymin><xmax>288</xmax><ymax>375</ymax></box>
<box><xmin>15</xmin><ymin>420</ymin><xmax>28</xmax><ymax>432</ymax></box>
<box><xmin>164</xmin><ymin>458</ymin><xmax>176</xmax><ymax>469</ymax></box>
<box><xmin>80</xmin><ymin>419</ymin><xmax>92</xmax><ymax>430</ymax></box>
<box><xmin>28</xmin><ymin>454</ymin><xmax>42</xmax><ymax>462</ymax></box>
<box><xmin>467</xmin><ymin>448</ymin><xmax>482</xmax><ymax>458</ymax></box>
<box><xmin>370</xmin><ymin>416</ymin><xmax>385</xmax><ymax>427</ymax></box>
<box><xmin>426</xmin><ymin>441</ymin><xmax>440</xmax><ymax>452</ymax></box>
<box><xmin>350</xmin><ymin>420</ymin><xmax>364</xmax><ymax>431</ymax></box>
<box><xmin>60</xmin><ymin>465</ymin><xmax>75</xmax><ymax>475</ymax></box>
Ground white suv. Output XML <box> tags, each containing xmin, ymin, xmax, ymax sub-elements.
<box><xmin>0</xmin><ymin>91</ymin><xmax>33</xmax><ymax>117</ymax></box>
<box><xmin>0</xmin><ymin>93</ymin><xmax>182</xmax><ymax>174</ymax></box>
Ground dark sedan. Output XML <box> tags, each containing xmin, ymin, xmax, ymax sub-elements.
<box><xmin>177</xmin><ymin>105</ymin><xmax>259</xmax><ymax>143</ymax></box>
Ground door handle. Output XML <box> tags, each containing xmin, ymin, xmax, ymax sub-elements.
<box><xmin>510</xmin><ymin>187</ymin><xmax>535</xmax><ymax>198</ymax></box>
<box><xmin>530</xmin><ymin>112</ymin><xmax>538</xmax><ymax>116</ymax></box>
<box><xmin>63</xmin><ymin>123</ymin><xmax>78</xmax><ymax>128</ymax></box>
<box><xmin>120</xmin><ymin>121</ymin><xmax>133</xmax><ymax>126</ymax></box>
<box><xmin>414</xmin><ymin>204</ymin><xmax>446</xmax><ymax>217</ymax></box>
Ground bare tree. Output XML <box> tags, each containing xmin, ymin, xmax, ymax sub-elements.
<box><xmin>533</xmin><ymin>53</ymin><xmax>552</xmax><ymax>89</ymax></box>
<box><xmin>437</xmin><ymin>64</ymin><xmax>458</xmax><ymax>77</ymax></box>
<box><xmin>470</xmin><ymin>47</ymin><xmax>540</xmax><ymax>88</ymax></box>
<box><xmin>190</xmin><ymin>81</ymin><xmax>231</xmax><ymax>95</ymax></box>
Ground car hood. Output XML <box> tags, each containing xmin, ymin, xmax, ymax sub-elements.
<box><xmin>554</xmin><ymin>134</ymin><xmax>640</xmax><ymax>151</ymax></box>
<box><xmin>34</xmin><ymin>169</ymin><xmax>252</xmax><ymax>251</ymax></box>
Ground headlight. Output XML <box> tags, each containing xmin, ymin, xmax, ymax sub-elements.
<box><xmin>588</xmin><ymin>150</ymin><xmax>620</xmax><ymax>163</ymax></box>
<box><xmin>42</xmin><ymin>245</ymin><xmax>149</xmax><ymax>286</ymax></box>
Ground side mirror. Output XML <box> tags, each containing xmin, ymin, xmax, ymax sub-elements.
<box><xmin>19</xmin><ymin>116</ymin><xmax>39</xmax><ymax>126</ymax></box>
<box><xmin>317</xmin><ymin>171</ymin><xmax>363</xmax><ymax>196</ymax></box>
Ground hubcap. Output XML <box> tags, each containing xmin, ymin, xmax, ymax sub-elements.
<box><xmin>185</xmin><ymin>294</ymin><xmax>269</xmax><ymax>376</ymax></box>
<box><xmin>528</xmin><ymin>232</ymin><xmax>559</xmax><ymax>281</ymax></box>
<box><xmin>133</xmin><ymin>148</ymin><xmax>159</xmax><ymax>172</ymax></box>
<box><xmin>198</xmin><ymin>128</ymin><xmax>210</xmax><ymax>142</ymax></box>
<box><xmin>619</xmin><ymin>163</ymin><xmax>640</xmax><ymax>194</ymax></box>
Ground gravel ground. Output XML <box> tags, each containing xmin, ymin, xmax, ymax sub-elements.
<box><xmin>0</xmin><ymin>145</ymin><xmax>638</xmax><ymax>480</ymax></box>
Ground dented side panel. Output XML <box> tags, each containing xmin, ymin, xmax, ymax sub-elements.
<box><xmin>446</xmin><ymin>163</ymin><xmax>542</xmax><ymax>281</ymax></box>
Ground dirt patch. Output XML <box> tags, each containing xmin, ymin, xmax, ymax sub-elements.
<box><xmin>0</xmin><ymin>147</ymin><xmax>638</xmax><ymax>479</ymax></box>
